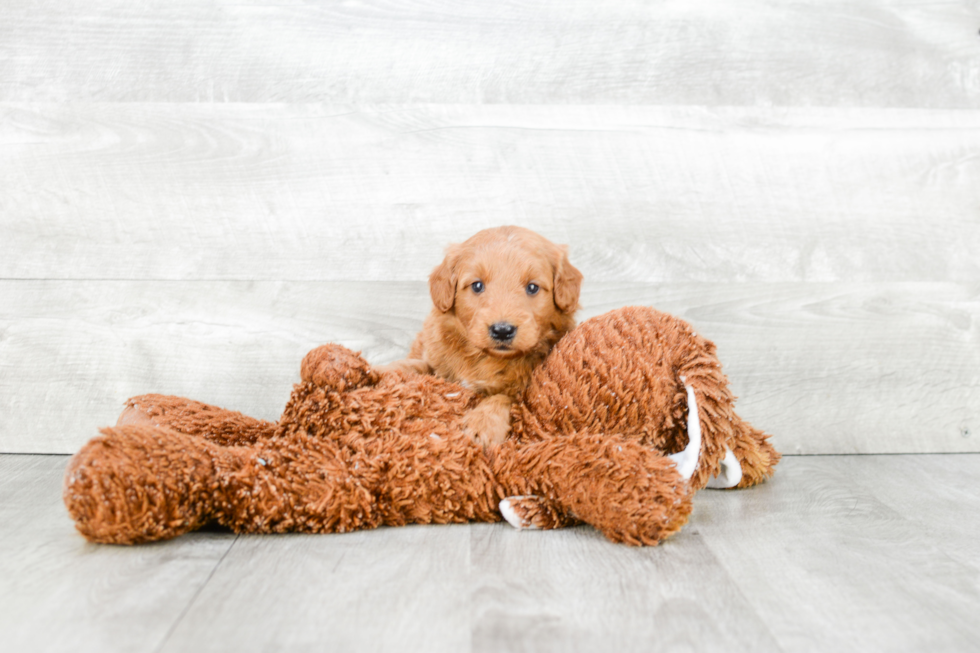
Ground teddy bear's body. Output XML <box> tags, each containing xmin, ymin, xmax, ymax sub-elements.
<box><xmin>64</xmin><ymin>307</ymin><xmax>779</xmax><ymax>546</ymax></box>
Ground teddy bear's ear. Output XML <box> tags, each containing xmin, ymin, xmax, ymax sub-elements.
<box><xmin>429</xmin><ymin>244</ymin><xmax>462</xmax><ymax>312</ymax></box>
<box><xmin>553</xmin><ymin>245</ymin><xmax>583</xmax><ymax>314</ymax></box>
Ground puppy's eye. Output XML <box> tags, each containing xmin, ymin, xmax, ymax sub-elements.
<box><xmin>526</xmin><ymin>283</ymin><xmax>540</xmax><ymax>296</ymax></box>
<box><xmin>471</xmin><ymin>281</ymin><xmax>485</xmax><ymax>294</ymax></box>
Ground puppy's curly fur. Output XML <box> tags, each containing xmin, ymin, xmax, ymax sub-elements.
<box><xmin>379</xmin><ymin>226</ymin><xmax>583</xmax><ymax>448</ymax></box>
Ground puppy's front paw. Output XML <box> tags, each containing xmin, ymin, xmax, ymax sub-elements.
<box><xmin>462</xmin><ymin>397</ymin><xmax>511</xmax><ymax>449</ymax></box>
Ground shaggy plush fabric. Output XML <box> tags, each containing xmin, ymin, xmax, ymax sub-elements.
<box><xmin>64</xmin><ymin>306</ymin><xmax>779</xmax><ymax>546</ymax></box>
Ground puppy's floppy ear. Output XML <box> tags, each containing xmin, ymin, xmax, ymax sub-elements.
<box><xmin>429</xmin><ymin>244</ymin><xmax>461</xmax><ymax>312</ymax></box>
<box><xmin>553</xmin><ymin>244</ymin><xmax>583</xmax><ymax>314</ymax></box>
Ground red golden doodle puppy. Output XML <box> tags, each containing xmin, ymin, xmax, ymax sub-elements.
<box><xmin>378</xmin><ymin>226</ymin><xmax>583</xmax><ymax>448</ymax></box>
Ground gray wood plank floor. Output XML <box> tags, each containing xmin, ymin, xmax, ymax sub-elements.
<box><xmin>3</xmin><ymin>453</ymin><xmax>978</xmax><ymax>653</ymax></box>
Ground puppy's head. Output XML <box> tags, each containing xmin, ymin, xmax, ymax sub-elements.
<box><xmin>429</xmin><ymin>226</ymin><xmax>582</xmax><ymax>358</ymax></box>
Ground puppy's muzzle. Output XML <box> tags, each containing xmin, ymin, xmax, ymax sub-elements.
<box><xmin>489</xmin><ymin>322</ymin><xmax>518</xmax><ymax>344</ymax></box>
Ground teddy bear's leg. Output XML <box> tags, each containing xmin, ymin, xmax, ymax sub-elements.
<box><xmin>705</xmin><ymin>447</ymin><xmax>744</xmax><ymax>489</ymax></box>
<box><xmin>200</xmin><ymin>426</ymin><xmax>503</xmax><ymax>535</ymax></box>
<box><xmin>723</xmin><ymin>417</ymin><xmax>781</xmax><ymax>488</ymax></box>
<box><xmin>119</xmin><ymin>394</ymin><xmax>278</xmax><ymax>446</ymax></box>
<box><xmin>497</xmin><ymin>433</ymin><xmax>693</xmax><ymax>546</ymax></box>
<box><xmin>205</xmin><ymin>431</ymin><xmax>389</xmax><ymax>535</ymax></box>
<box><xmin>66</xmin><ymin>418</ymin><xmax>500</xmax><ymax>542</ymax></box>
<box><xmin>64</xmin><ymin>424</ymin><xmax>223</xmax><ymax>544</ymax></box>
<box><xmin>669</xmin><ymin>376</ymin><xmax>742</xmax><ymax>490</ymax></box>
<box><xmin>677</xmin><ymin>355</ymin><xmax>780</xmax><ymax>490</ymax></box>
<box><xmin>64</xmin><ymin>423</ymin><xmax>376</xmax><ymax>542</ymax></box>
<box><xmin>64</xmin><ymin>425</ymin><xmax>363</xmax><ymax>542</ymax></box>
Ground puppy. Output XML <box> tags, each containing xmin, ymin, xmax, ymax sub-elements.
<box><xmin>378</xmin><ymin>226</ymin><xmax>583</xmax><ymax>448</ymax></box>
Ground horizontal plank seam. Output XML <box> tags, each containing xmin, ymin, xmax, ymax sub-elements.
<box><xmin>154</xmin><ymin>534</ymin><xmax>240</xmax><ymax>653</ymax></box>
<box><xmin>0</xmin><ymin>452</ymin><xmax>73</xmax><ymax>457</ymax></box>
<box><xmin>693</xmin><ymin>530</ymin><xmax>787</xmax><ymax>653</ymax></box>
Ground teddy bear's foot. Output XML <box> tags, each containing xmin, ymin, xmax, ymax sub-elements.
<box><xmin>64</xmin><ymin>425</ymin><xmax>221</xmax><ymax>544</ymax></box>
<box><xmin>705</xmin><ymin>447</ymin><xmax>743</xmax><ymax>489</ymax></box>
<box><xmin>499</xmin><ymin>495</ymin><xmax>576</xmax><ymax>531</ymax></box>
<box><xmin>727</xmin><ymin>418</ymin><xmax>781</xmax><ymax>488</ymax></box>
<box><xmin>677</xmin><ymin>355</ymin><xmax>779</xmax><ymax>489</ymax></box>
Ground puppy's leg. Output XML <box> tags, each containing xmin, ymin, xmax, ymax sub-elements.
<box><xmin>462</xmin><ymin>394</ymin><xmax>512</xmax><ymax>449</ymax></box>
<box><xmin>373</xmin><ymin>358</ymin><xmax>433</xmax><ymax>376</ymax></box>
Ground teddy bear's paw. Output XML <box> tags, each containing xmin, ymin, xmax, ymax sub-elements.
<box><xmin>705</xmin><ymin>447</ymin><xmax>744</xmax><ymax>489</ymax></box>
<box><xmin>301</xmin><ymin>344</ymin><xmax>379</xmax><ymax>391</ymax></box>
<box><xmin>499</xmin><ymin>496</ymin><xmax>572</xmax><ymax>531</ymax></box>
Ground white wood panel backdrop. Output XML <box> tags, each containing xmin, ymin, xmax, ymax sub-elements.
<box><xmin>3</xmin><ymin>105</ymin><xmax>979</xmax><ymax>282</ymax></box>
<box><xmin>1</xmin><ymin>0</ymin><xmax>978</xmax><ymax>454</ymax></box>
<box><xmin>1</xmin><ymin>0</ymin><xmax>979</xmax><ymax>106</ymax></box>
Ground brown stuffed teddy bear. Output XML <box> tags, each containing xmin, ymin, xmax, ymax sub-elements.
<box><xmin>63</xmin><ymin>306</ymin><xmax>779</xmax><ymax>546</ymax></box>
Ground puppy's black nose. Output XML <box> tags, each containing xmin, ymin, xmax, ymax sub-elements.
<box><xmin>489</xmin><ymin>322</ymin><xmax>517</xmax><ymax>343</ymax></box>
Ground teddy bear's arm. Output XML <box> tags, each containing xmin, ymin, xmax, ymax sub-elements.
<box><xmin>300</xmin><ymin>344</ymin><xmax>381</xmax><ymax>391</ymax></box>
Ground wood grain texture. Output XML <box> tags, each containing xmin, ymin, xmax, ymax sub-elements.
<box><xmin>1</xmin><ymin>280</ymin><xmax>976</xmax><ymax>455</ymax></box>
<box><xmin>848</xmin><ymin>454</ymin><xmax>980</xmax><ymax>569</ymax></box>
<box><xmin>159</xmin><ymin>526</ymin><xmax>472</xmax><ymax>653</ymax></box>
<box><xmin>0</xmin><ymin>455</ymin><xmax>238</xmax><ymax>653</ymax></box>
<box><xmin>5</xmin><ymin>454</ymin><xmax>980</xmax><ymax>652</ymax></box>
<box><xmin>695</xmin><ymin>455</ymin><xmax>980</xmax><ymax>652</ymax></box>
<box><xmin>469</xmin><ymin>524</ymin><xmax>779</xmax><ymax>653</ymax></box>
<box><xmin>2</xmin><ymin>104</ymin><xmax>979</xmax><ymax>283</ymax></box>
<box><xmin>1</xmin><ymin>0</ymin><xmax>978</xmax><ymax>106</ymax></box>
